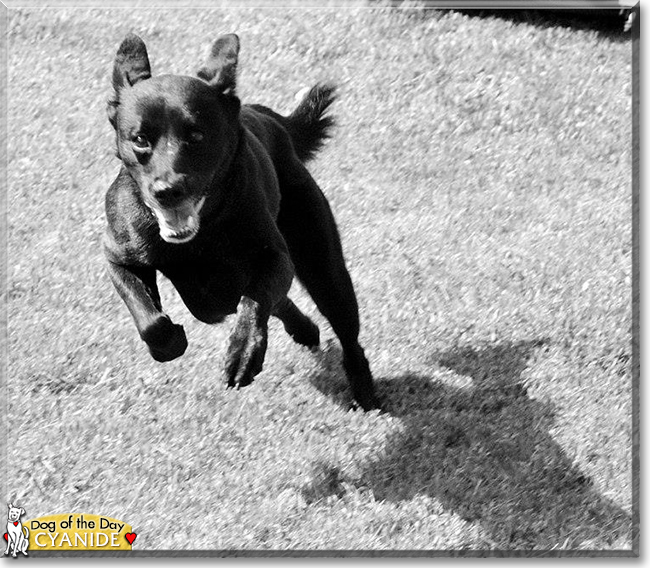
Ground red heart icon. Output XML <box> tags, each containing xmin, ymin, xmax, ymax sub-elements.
<box><xmin>125</xmin><ymin>533</ymin><xmax>137</xmax><ymax>545</ymax></box>
<box><xmin>3</xmin><ymin>533</ymin><xmax>7</xmax><ymax>541</ymax></box>
<box><xmin>13</xmin><ymin>522</ymin><xmax>18</xmax><ymax>526</ymax></box>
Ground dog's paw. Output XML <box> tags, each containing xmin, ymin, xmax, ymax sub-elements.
<box><xmin>223</xmin><ymin>301</ymin><xmax>268</xmax><ymax>388</ymax></box>
<box><xmin>141</xmin><ymin>315</ymin><xmax>188</xmax><ymax>362</ymax></box>
<box><xmin>223</xmin><ymin>326</ymin><xmax>267</xmax><ymax>388</ymax></box>
<box><xmin>288</xmin><ymin>318</ymin><xmax>320</xmax><ymax>349</ymax></box>
<box><xmin>351</xmin><ymin>391</ymin><xmax>382</xmax><ymax>412</ymax></box>
<box><xmin>343</xmin><ymin>344</ymin><xmax>380</xmax><ymax>412</ymax></box>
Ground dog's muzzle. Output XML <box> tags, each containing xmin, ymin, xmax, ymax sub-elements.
<box><xmin>147</xmin><ymin>194</ymin><xmax>207</xmax><ymax>244</ymax></box>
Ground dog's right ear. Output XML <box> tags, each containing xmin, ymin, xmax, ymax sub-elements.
<box><xmin>7</xmin><ymin>503</ymin><xmax>12</xmax><ymax>509</ymax></box>
<box><xmin>112</xmin><ymin>33</ymin><xmax>152</xmax><ymax>92</ymax></box>
<box><xmin>108</xmin><ymin>34</ymin><xmax>151</xmax><ymax>131</ymax></box>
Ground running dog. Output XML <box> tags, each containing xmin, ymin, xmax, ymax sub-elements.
<box><xmin>104</xmin><ymin>34</ymin><xmax>378</xmax><ymax>410</ymax></box>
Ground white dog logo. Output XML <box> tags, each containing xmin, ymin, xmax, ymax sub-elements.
<box><xmin>4</xmin><ymin>503</ymin><xmax>29</xmax><ymax>557</ymax></box>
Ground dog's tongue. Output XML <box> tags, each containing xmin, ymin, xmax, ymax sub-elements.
<box><xmin>153</xmin><ymin>197</ymin><xmax>206</xmax><ymax>244</ymax></box>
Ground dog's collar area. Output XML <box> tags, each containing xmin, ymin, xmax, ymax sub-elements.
<box><xmin>193</xmin><ymin>126</ymin><xmax>245</xmax><ymax>219</ymax></box>
<box><xmin>212</xmin><ymin>125</ymin><xmax>245</xmax><ymax>190</ymax></box>
<box><xmin>217</xmin><ymin>126</ymin><xmax>245</xmax><ymax>188</ymax></box>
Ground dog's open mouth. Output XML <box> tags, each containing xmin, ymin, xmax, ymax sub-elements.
<box><xmin>150</xmin><ymin>197</ymin><xmax>206</xmax><ymax>244</ymax></box>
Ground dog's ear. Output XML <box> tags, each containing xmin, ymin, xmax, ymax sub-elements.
<box><xmin>112</xmin><ymin>33</ymin><xmax>152</xmax><ymax>92</ymax></box>
<box><xmin>108</xmin><ymin>34</ymin><xmax>151</xmax><ymax>132</ymax></box>
<box><xmin>20</xmin><ymin>508</ymin><xmax>25</xmax><ymax>516</ymax></box>
<box><xmin>197</xmin><ymin>34</ymin><xmax>240</xmax><ymax>94</ymax></box>
<box><xmin>7</xmin><ymin>503</ymin><xmax>12</xmax><ymax>509</ymax></box>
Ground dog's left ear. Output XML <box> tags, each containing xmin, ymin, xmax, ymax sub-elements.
<box><xmin>197</xmin><ymin>34</ymin><xmax>240</xmax><ymax>94</ymax></box>
<box><xmin>20</xmin><ymin>508</ymin><xmax>25</xmax><ymax>516</ymax></box>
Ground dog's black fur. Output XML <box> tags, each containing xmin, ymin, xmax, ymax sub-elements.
<box><xmin>104</xmin><ymin>33</ymin><xmax>378</xmax><ymax>410</ymax></box>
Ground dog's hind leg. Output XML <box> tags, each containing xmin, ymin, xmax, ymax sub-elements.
<box><xmin>273</xmin><ymin>296</ymin><xmax>320</xmax><ymax>348</ymax></box>
<box><xmin>298</xmin><ymin>265</ymin><xmax>378</xmax><ymax>412</ymax></box>
<box><xmin>277</xmin><ymin>172</ymin><xmax>379</xmax><ymax>411</ymax></box>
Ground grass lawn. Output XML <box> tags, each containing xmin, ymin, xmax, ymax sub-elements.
<box><xmin>5</xmin><ymin>4</ymin><xmax>634</xmax><ymax>553</ymax></box>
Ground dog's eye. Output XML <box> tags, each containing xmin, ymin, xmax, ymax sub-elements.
<box><xmin>188</xmin><ymin>131</ymin><xmax>204</xmax><ymax>144</ymax></box>
<box><xmin>132</xmin><ymin>134</ymin><xmax>151</xmax><ymax>150</ymax></box>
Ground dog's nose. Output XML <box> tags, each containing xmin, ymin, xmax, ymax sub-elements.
<box><xmin>151</xmin><ymin>180</ymin><xmax>184</xmax><ymax>205</ymax></box>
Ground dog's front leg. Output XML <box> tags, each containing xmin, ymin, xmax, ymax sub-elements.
<box><xmin>107</xmin><ymin>261</ymin><xmax>188</xmax><ymax>362</ymax></box>
<box><xmin>224</xmin><ymin>247</ymin><xmax>293</xmax><ymax>388</ymax></box>
<box><xmin>224</xmin><ymin>296</ymin><xmax>269</xmax><ymax>388</ymax></box>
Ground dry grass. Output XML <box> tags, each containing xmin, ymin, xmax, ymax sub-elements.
<box><xmin>5</xmin><ymin>5</ymin><xmax>634</xmax><ymax>553</ymax></box>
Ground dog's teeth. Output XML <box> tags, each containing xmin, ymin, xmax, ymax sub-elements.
<box><xmin>151</xmin><ymin>201</ymin><xmax>203</xmax><ymax>244</ymax></box>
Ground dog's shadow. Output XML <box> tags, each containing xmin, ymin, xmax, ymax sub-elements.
<box><xmin>308</xmin><ymin>340</ymin><xmax>633</xmax><ymax>549</ymax></box>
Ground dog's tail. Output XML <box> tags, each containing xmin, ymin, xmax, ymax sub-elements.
<box><xmin>285</xmin><ymin>84</ymin><xmax>337</xmax><ymax>163</ymax></box>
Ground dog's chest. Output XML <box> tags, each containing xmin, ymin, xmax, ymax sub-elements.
<box><xmin>158</xmin><ymin>239</ymin><xmax>249</xmax><ymax>276</ymax></box>
<box><xmin>160</xmin><ymin>252</ymin><xmax>251</xmax><ymax>317</ymax></box>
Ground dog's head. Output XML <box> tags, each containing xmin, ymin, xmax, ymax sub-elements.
<box><xmin>7</xmin><ymin>503</ymin><xmax>25</xmax><ymax>523</ymax></box>
<box><xmin>108</xmin><ymin>33</ymin><xmax>242</xmax><ymax>244</ymax></box>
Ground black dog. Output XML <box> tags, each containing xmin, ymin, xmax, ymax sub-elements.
<box><xmin>104</xmin><ymin>33</ymin><xmax>378</xmax><ymax>410</ymax></box>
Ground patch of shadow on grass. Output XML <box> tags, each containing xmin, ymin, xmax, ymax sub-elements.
<box><xmin>373</xmin><ymin>3</ymin><xmax>632</xmax><ymax>39</ymax></box>
<box><xmin>309</xmin><ymin>340</ymin><xmax>632</xmax><ymax>550</ymax></box>
<box><xmin>300</xmin><ymin>460</ymin><xmax>347</xmax><ymax>505</ymax></box>
<box><xmin>307</xmin><ymin>339</ymin><xmax>361</xmax><ymax>408</ymax></box>
<box><xmin>458</xmin><ymin>9</ymin><xmax>631</xmax><ymax>39</ymax></box>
